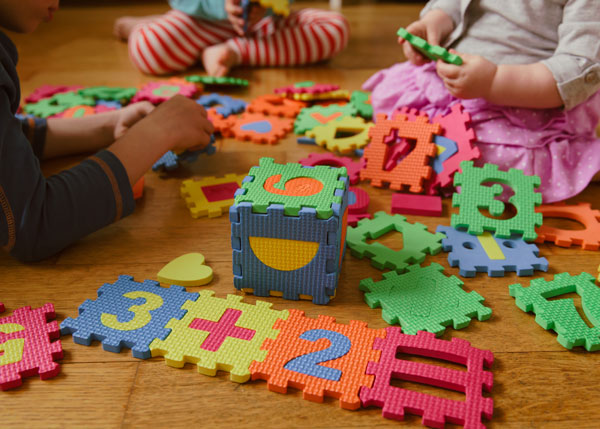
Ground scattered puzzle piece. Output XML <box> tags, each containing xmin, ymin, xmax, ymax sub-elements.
<box><xmin>509</xmin><ymin>272</ymin><xmax>600</xmax><ymax>351</ymax></box>
<box><xmin>307</xmin><ymin>116</ymin><xmax>374</xmax><ymax>155</ymax></box>
<box><xmin>230</xmin><ymin>113</ymin><xmax>293</xmax><ymax>144</ymax></box>
<box><xmin>0</xmin><ymin>304</ymin><xmax>63</xmax><ymax>390</ymax></box>
<box><xmin>350</xmin><ymin>90</ymin><xmax>372</xmax><ymax>119</ymax></box>
<box><xmin>534</xmin><ymin>202</ymin><xmax>600</xmax><ymax>250</ymax></box>
<box><xmin>24</xmin><ymin>84</ymin><xmax>83</xmax><ymax>103</ymax></box>
<box><xmin>275</xmin><ymin>81</ymin><xmax>340</xmax><ymax>96</ymax></box>
<box><xmin>152</xmin><ymin>135</ymin><xmax>216</xmax><ymax>172</ymax></box>
<box><xmin>291</xmin><ymin>89</ymin><xmax>350</xmax><ymax>102</ymax></box>
<box><xmin>360</xmin><ymin>263</ymin><xmax>491</xmax><ymax>335</ymax></box>
<box><xmin>185</xmin><ymin>75</ymin><xmax>249</xmax><ymax>87</ymax></box>
<box><xmin>197</xmin><ymin>93</ymin><xmax>247</xmax><ymax>117</ymax></box>
<box><xmin>131</xmin><ymin>78</ymin><xmax>198</xmax><ymax>104</ymax></box>
<box><xmin>0</xmin><ymin>303</ymin><xmax>4</xmax><ymax>313</ymax></box>
<box><xmin>298</xmin><ymin>152</ymin><xmax>364</xmax><ymax>185</ymax></box>
<box><xmin>397</xmin><ymin>27</ymin><xmax>463</xmax><ymax>65</ymax></box>
<box><xmin>207</xmin><ymin>108</ymin><xmax>236</xmax><ymax>136</ymax></box>
<box><xmin>60</xmin><ymin>275</ymin><xmax>198</xmax><ymax>359</ymax></box>
<box><xmin>78</xmin><ymin>86</ymin><xmax>137</xmax><ymax>104</ymax></box>
<box><xmin>250</xmin><ymin>309</ymin><xmax>385</xmax><ymax>409</ymax></box>
<box><xmin>181</xmin><ymin>173</ymin><xmax>246</xmax><ymax>218</ymax></box>
<box><xmin>347</xmin><ymin>211</ymin><xmax>444</xmax><ymax>272</ymax></box>
<box><xmin>391</xmin><ymin>193</ymin><xmax>442</xmax><ymax>217</ymax></box>
<box><xmin>253</xmin><ymin>0</ymin><xmax>290</xmax><ymax>15</ymax></box>
<box><xmin>360</xmin><ymin>327</ymin><xmax>494</xmax><ymax>428</ymax></box>
<box><xmin>59</xmin><ymin>105</ymin><xmax>96</xmax><ymax>118</ymax></box>
<box><xmin>348</xmin><ymin>187</ymin><xmax>372</xmax><ymax>226</ymax></box>
<box><xmin>438</xmin><ymin>226</ymin><xmax>548</xmax><ymax>278</ymax></box>
<box><xmin>133</xmin><ymin>176</ymin><xmax>144</xmax><ymax>200</ymax></box>
<box><xmin>452</xmin><ymin>161</ymin><xmax>543</xmax><ymax>241</ymax></box>
<box><xmin>24</xmin><ymin>91</ymin><xmax>95</xmax><ymax>118</ymax></box>
<box><xmin>157</xmin><ymin>253</ymin><xmax>214</xmax><ymax>286</ymax></box>
<box><xmin>246</xmin><ymin>94</ymin><xmax>306</xmax><ymax>118</ymax></box>
<box><xmin>294</xmin><ymin>104</ymin><xmax>357</xmax><ymax>134</ymax></box>
<box><xmin>150</xmin><ymin>291</ymin><xmax>288</xmax><ymax>383</ymax></box>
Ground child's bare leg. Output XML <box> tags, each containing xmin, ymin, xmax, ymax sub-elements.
<box><xmin>202</xmin><ymin>43</ymin><xmax>241</xmax><ymax>77</ymax></box>
<box><xmin>114</xmin><ymin>15</ymin><xmax>163</xmax><ymax>40</ymax></box>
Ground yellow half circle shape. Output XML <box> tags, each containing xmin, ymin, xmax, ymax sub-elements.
<box><xmin>249</xmin><ymin>236</ymin><xmax>319</xmax><ymax>271</ymax></box>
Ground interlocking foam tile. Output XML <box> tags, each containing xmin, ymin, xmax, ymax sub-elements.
<box><xmin>347</xmin><ymin>211</ymin><xmax>445</xmax><ymax>272</ymax></box>
<box><xmin>60</xmin><ymin>275</ymin><xmax>198</xmax><ymax>359</ymax></box>
<box><xmin>274</xmin><ymin>81</ymin><xmax>340</xmax><ymax>96</ymax></box>
<box><xmin>24</xmin><ymin>90</ymin><xmax>95</xmax><ymax>118</ymax></box>
<box><xmin>397</xmin><ymin>27</ymin><xmax>463</xmax><ymax>65</ymax></box>
<box><xmin>347</xmin><ymin>187</ymin><xmax>372</xmax><ymax>226</ymax></box>
<box><xmin>253</xmin><ymin>0</ymin><xmax>290</xmax><ymax>15</ymax></box>
<box><xmin>307</xmin><ymin>116</ymin><xmax>374</xmax><ymax>155</ymax></box>
<box><xmin>437</xmin><ymin>226</ymin><xmax>548</xmax><ymax>278</ymax></box>
<box><xmin>152</xmin><ymin>135</ymin><xmax>216</xmax><ymax>172</ymax></box>
<box><xmin>452</xmin><ymin>161</ymin><xmax>543</xmax><ymax>242</ymax></box>
<box><xmin>230</xmin><ymin>113</ymin><xmax>293</xmax><ymax>144</ymax></box>
<box><xmin>391</xmin><ymin>193</ymin><xmax>442</xmax><ymax>217</ymax></box>
<box><xmin>509</xmin><ymin>272</ymin><xmax>600</xmax><ymax>351</ymax></box>
<box><xmin>131</xmin><ymin>78</ymin><xmax>198</xmax><ymax>104</ymax></box>
<box><xmin>181</xmin><ymin>173</ymin><xmax>245</xmax><ymax>218</ymax></box>
<box><xmin>246</xmin><ymin>94</ymin><xmax>307</xmax><ymax>118</ymax></box>
<box><xmin>78</xmin><ymin>86</ymin><xmax>137</xmax><ymax>104</ymax></box>
<box><xmin>291</xmin><ymin>89</ymin><xmax>350</xmax><ymax>102</ymax></box>
<box><xmin>0</xmin><ymin>304</ymin><xmax>63</xmax><ymax>390</ymax></box>
<box><xmin>185</xmin><ymin>75</ymin><xmax>249</xmax><ymax>87</ymax></box>
<box><xmin>150</xmin><ymin>291</ymin><xmax>288</xmax><ymax>383</ymax></box>
<box><xmin>534</xmin><ymin>202</ymin><xmax>600</xmax><ymax>250</ymax></box>
<box><xmin>298</xmin><ymin>152</ymin><xmax>364</xmax><ymax>185</ymax></box>
<box><xmin>132</xmin><ymin>176</ymin><xmax>144</xmax><ymax>200</ymax></box>
<box><xmin>157</xmin><ymin>253</ymin><xmax>213</xmax><ymax>286</ymax></box>
<box><xmin>350</xmin><ymin>90</ymin><xmax>372</xmax><ymax>120</ymax></box>
<box><xmin>207</xmin><ymin>108</ymin><xmax>236</xmax><ymax>136</ymax></box>
<box><xmin>59</xmin><ymin>105</ymin><xmax>96</xmax><ymax>118</ymax></box>
<box><xmin>250</xmin><ymin>309</ymin><xmax>385</xmax><ymax>409</ymax></box>
<box><xmin>294</xmin><ymin>104</ymin><xmax>357</xmax><ymax>135</ymax></box>
<box><xmin>360</xmin><ymin>112</ymin><xmax>439</xmax><ymax>193</ymax></box>
<box><xmin>25</xmin><ymin>84</ymin><xmax>83</xmax><ymax>103</ymax></box>
<box><xmin>234</xmin><ymin>157</ymin><xmax>347</xmax><ymax>219</ymax></box>
<box><xmin>197</xmin><ymin>93</ymin><xmax>247</xmax><ymax>117</ymax></box>
<box><xmin>360</xmin><ymin>327</ymin><xmax>494</xmax><ymax>428</ymax></box>
<box><xmin>360</xmin><ymin>263</ymin><xmax>491</xmax><ymax>335</ymax></box>
<box><xmin>0</xmin><ymin>303</ymin><xmax>4</xmax><ymax>313</ymax></box>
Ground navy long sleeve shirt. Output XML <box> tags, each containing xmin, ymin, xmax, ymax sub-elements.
<box><xmin>0</xmin><ymin>30</ymin><xmax>134</xmax><ymax>262</ymax></box>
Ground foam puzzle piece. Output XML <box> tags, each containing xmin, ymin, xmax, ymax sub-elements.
<box><xmin>60</xmin><ymin>275</ymin><xmax>198</xmax><ymax>359</ymax></box>
<box><xmin>391</xmin><ymin>193</ymin><xmax>442</xmax><ymax>217</ymax></box>
<box><xmin>347</xmin><ymin>211</ymin><xmax>445</xmax><ymax>272</ymax></box>
<box><xmin>250</xmin><ymin>309</ymin><xmax>385</xmax><ymax>409</ymax></box>
<box><xmin>181</xmin><ymin>173</ymin><xmax>246</xmax><ymax>218</ymax></box>
<box><xmin>534</xmin><ymin>202</ymin><xmax>600</xmax><ymax>250</ymax></box>
<box><xmin>253</xmin><ymin>0</ymin><xmax>290</xmax><ymax>15</ymax></box>
<box><xmin>438</xmin><ymin>226</ymin><xmax>548</xmax><ymax>278</ymax></box>
<box><xmin>361</xmin><ymin>112</ymin><xmax>439</xmax><ymax>193</ymax></box>
<box><xmin>207</xmin><ymin>108</ymin><xmax>236</xmax><ymax>136</ymax></box>
<box><xmin>246</xmin><ymin>94</ymin><xmax>307</xmax><ymax>118</ymax></box>
<box><xmin>275</xmin><ymin>81</ymin><xmax>340</xmax><ymax>96</ymax></box>
<box><xmin>294</xmin><ymin>103</ymin><xmax>357</xmax><ymax>135</ymax></box>
<box><xmin>297</xmin><ymin>136</ymin><xmax>317</xmax><ymax>145</ymax></box>
<box><xmin>0</xmin><ymin>303</ymin><xmax>4</xmax><ymax>313</ymax></box>
<box><xmin>152</xmin><ymin>135</ymin><xmax>216</xmax><ymax>172</ymax></box>
<box><xmin>131</xmin><ymin>78</ymin><xmax>198</xmax><ymax>104</ymax></box>
<box><xmin>397</xmin><ymin>27</ymin><xmax>463</xmax><ymax>65</ymax></box>
<box><xmin>185</xmin><ymin>75</ymin><xmax>249</xmax><ymax>87</ymax></box>
<box><xmin>452</xmin><ymin>161</ymin><xmax>543</xmax><ymax>242</ymax></box>
<box><xmin>234</xmin><ymin>157</ymin><xmax>347</xmax><ymax>219</ymax></box>
<box><xmin>0</xmin><ymin>304</ymin><xmax>63</xmax><ymax>390</ymax></box>
<box><xmin>196</xmin><ymin>93</ymin><xmax>247</xmax><ymax>117</ymax></box>
<box><xmin>24</xmin><ymin>91</ymin><xmax>95</xmax><ymax>118</ymax></box>
<box><xmin>307</xmin><ymin>116</ymin><xmax>374</xmax><ymax>155</ymax></box>
<box><xmin>157</xmin><ymin>253</ymin><xmax>214</xmax><ymax>286</ymax></box>
<box><xmin>132</xmin><ymin>176</ymin><xmax>144</xmax><ymax>200</ymax></box>
<box><xmin>360</xmin><ymin>263</ymin><xmax>491</xmax><ymax>335</ymax></box>
<box><xmin>230</xmin><ymin>113</ymin><xmax>293</xmax><ymax>144</ymax></box>
<box><xmin>360</xmin><ymin>327</ymin><xmax>494</xmax><ymax>428</ymax></box>
<box><xmin>24</xmin><ymin>84</ymin><xmax>83</xmax><ymax>103</ymax></box>
<box><xmin>291</xmin><ymin>89</ymin><xmax>351</xmax><ymax>102</ymax></box>
<box><xmin>59</xmin><ymin>105</ymin><xmax>96</xmax><ymax>118</ymax></box>
<box><xmin>348</xmin><ymin>187</ymin><xmax>372</xmax><ymax>227</ymax></box>
<box><xmin>509</xmin><ymin>272</ymin><xmax>600</xmax><ymax>351</ymax></box>
<box><xmin>298</xmin><ymin>152</ymin><xmax>364</xmax><ymax>185</ymax></box>
<box><xmin>78</xmin><ymin>86</ymin><xmax>137</xmax><ymax>103</ymax></box>
<box><xmin>150</xmin><ymin>291</ymin><xmax>288</xmax><ymax>383</ymax></box>
<box><xmin>350</xmin><ymin>90</ymin><xmax>372</xmax><ymax>120</ymax></box>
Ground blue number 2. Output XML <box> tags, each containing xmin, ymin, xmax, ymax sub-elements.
<box><xmin>284</xmin><ymin>329</ymin><xmax>352</xmax><ymax>381</ymax></box>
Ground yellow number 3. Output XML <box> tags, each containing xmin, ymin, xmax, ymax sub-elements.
<box><xmin>101</xmin><ymin>291</ymin><xmax>163</xmax><ymax>331</ymax></box>
<box><xmin>0</xmin><ymin>323</ymin><xmax>25</xmax><ymax>366</ymax></box>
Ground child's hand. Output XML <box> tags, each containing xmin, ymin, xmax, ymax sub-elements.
<box><xmin>436</xmin><ymin>51</ymin><xmax>497</xmax><ymax>100</ymax></box>
<box><xmin>400</xmin><ymin>9</ymin><xmax>455</xmax><ymax>65</ymax></box>
<box><xmin>114</xmin><ymin>101</ymin><xmax>155</xmax><ymax>139</ymax></box>
<box><xmin>225</xmin><ymin>0</ymin><xmax>266</xmax><ymax>36</ymax></box>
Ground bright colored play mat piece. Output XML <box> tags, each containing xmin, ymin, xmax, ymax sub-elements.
<box><xmin>157</xmin><ymin>253</ymin><xmax>214</xmax><ymax>287</ymax></box>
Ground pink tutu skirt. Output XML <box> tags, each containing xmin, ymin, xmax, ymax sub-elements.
<box><xmin>363</xmin><ymin>62</ymin><xmax>600</xmax><ymax>203</ymax></box>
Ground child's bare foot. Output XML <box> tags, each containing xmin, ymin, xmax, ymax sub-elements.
<box><xmin>202</xmin><ymin>43</ymin><xmax>240</xmax><ymax>77</ymax></box>
<box><xmin>113</xmin><ymin>15</ymin><xmax>163</xmax><ymax>40</ymax></box>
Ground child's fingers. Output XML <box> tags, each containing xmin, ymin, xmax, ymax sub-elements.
<box><xmin>436</xmin><ymin>60</ymin><xmax>461</xmax><ymax>79</ymax></box>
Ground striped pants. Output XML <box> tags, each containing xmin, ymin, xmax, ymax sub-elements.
<box><xmin>128</xmin><ymin>9</ymin><xmax>350</xmax><ymax>75</ymax></box>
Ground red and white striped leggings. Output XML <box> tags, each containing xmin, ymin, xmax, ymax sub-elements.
<box><xmin>128</xmin><ymin>8</ymin><xmax>349</xmax><ymax>75</ymax></box>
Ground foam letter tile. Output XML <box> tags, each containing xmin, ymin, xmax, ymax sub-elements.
<box><xmin>509</xmin><ymin>272</ymin><xmax>600</xmax><ymax>351</ymax></box>
<box><xmin>360</xmin><ymin>263</ymin><xmax>491</xmax><ymax>335</ymax></box>
<box><xmin>78</xmin><ymin>86</ymin><xmax>137</xmax><ymax>104</ymax></box>
<box><xmin>347</xmin><ymin>187</ymin><xmax>371</xmax><ymax>227</ymax></box>
<box><xmin>437</xmin><ymin>226</ymin><xmax>548</xmax><ymax>278</ymax></box>
<box><xmin>360</xmin><ymin>112</ymin><xmax>439</xmax><ymax>193</ymax></box>
<box><xmin>274</xmin><ymin>81</ymin><xmax>340</xmax><ymax>96</ymax></box>
<box><xmin>294</xmin><ymin>104</ymin><xmax>357</xmax><ymax>135</ymax></box>
<box><xmin>347</xmin><ymin>211</ymin><xmax>445</xmax><ymax>272</ymax></box>
<box><xmin>250</xmin><ymin>309</ymin><xmax>385</xmax><ymax>409</ymax></box>
<box><xmin>181</xmin><ymin>173</ymin><xmax>245</xmax><ymax>218</ymax></box>
<box><xmin>197</xmin><ymin>93</ymin><xmax>247</xmax><ymax>117</ymax></box>
<box><xmin>298</xmin><ymin>152</ymin><xmax>364</xmax><ymax>185</ymax></box>
<box><xmin>246</xmin><ymin>94</ymin><xmax>307</xmax><ymax>118</ymax></box>
<box><xmin>391</xmin><ymin>193</ymin><xmax>442</xmax><ymax>217</ymax></box>
<box><xmin>451</xmin><ymin>161</ymin><xmax>543</xmax><ymax>241</ymax></box>
<box><xmin>534</xmin><ymin>202</ymin><xmax>600</xmax><ymax>250</ymax></box>
<box><xmin>157</xmin><ymin>253</ymin><xmax>213</xmax><ymax>287</ymax></box>
<box><xmin>230</xmin><ymin>113</ymin><xmax>293</xmax><ymax>144</ymax></box>
<box><xmin>24</xmin><ymin>91</ymin><xmax>95</xmax><ymax>118</ymax></box>
<box><xmin>350</xmin><ymin>90</ymin><xmax>373</xmax><ymax>120</ymax></box>
<box><xmin>131</xmin><ymin>78</ymin><xmax>198</xmax><ymax>104</ymax></box>
<box><xmin>360</xmin><ymin>327</ymin><xmax>494</xmax><ymax>428</ymax></box>
<box><xmin>60</xmin><ymin>275</ymin><xmax>199</xmax><ymax>359</ymax></box>
<box><xmin>0</xmin><ymin>304</ymin><xmax>63</xmax><ymax>390</ymax></box>
<box><xmin>307</xmin><ymin>116</ymin><xmax>374</xmax><ymax>155</ymax></box>
<box><xmin>397</xmin><ymin>27</ymin><xmax>463</xmax><ymax>65</ymax></box>
<box><xmin>185</xmin><ymin>75</ymin><xmax>249</xmax><ymax>87</ymax></box>
<box><xmin>150</xmin><ymin>291</ymin><xmax>288</xmax><ymax>382</ymax></box>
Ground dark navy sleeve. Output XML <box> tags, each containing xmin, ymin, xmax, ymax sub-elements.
<box><xmin>17</xmin><ymin>115</ymin><xmax>47</xmax><ymax>159</ymax></box>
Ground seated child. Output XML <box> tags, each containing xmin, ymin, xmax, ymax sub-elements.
<box><xmin>114</xmin><ymin>0</ymin><xmax>349</xmax><ymax>76</ymax></box>
<box><xmin>0</xmin><ymin>0</ymin><xmax>214</xmax><ymax>262</ymax></box>
<box><xmin>364</xmin><ymin>0</ymin><xmax>600</xmax><ymax>202</ymax></box>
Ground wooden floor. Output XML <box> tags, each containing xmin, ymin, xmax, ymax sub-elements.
<box><xmin>3</xmin><ymin>2</ymin><xmax>600</xmax><ymax>428</ymax></box>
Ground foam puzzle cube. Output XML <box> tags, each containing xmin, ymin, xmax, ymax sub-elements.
<box><xmin>230</xmin><ymin>157</ymin><xmax>349</xmax><ymax>305</ymax></box>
